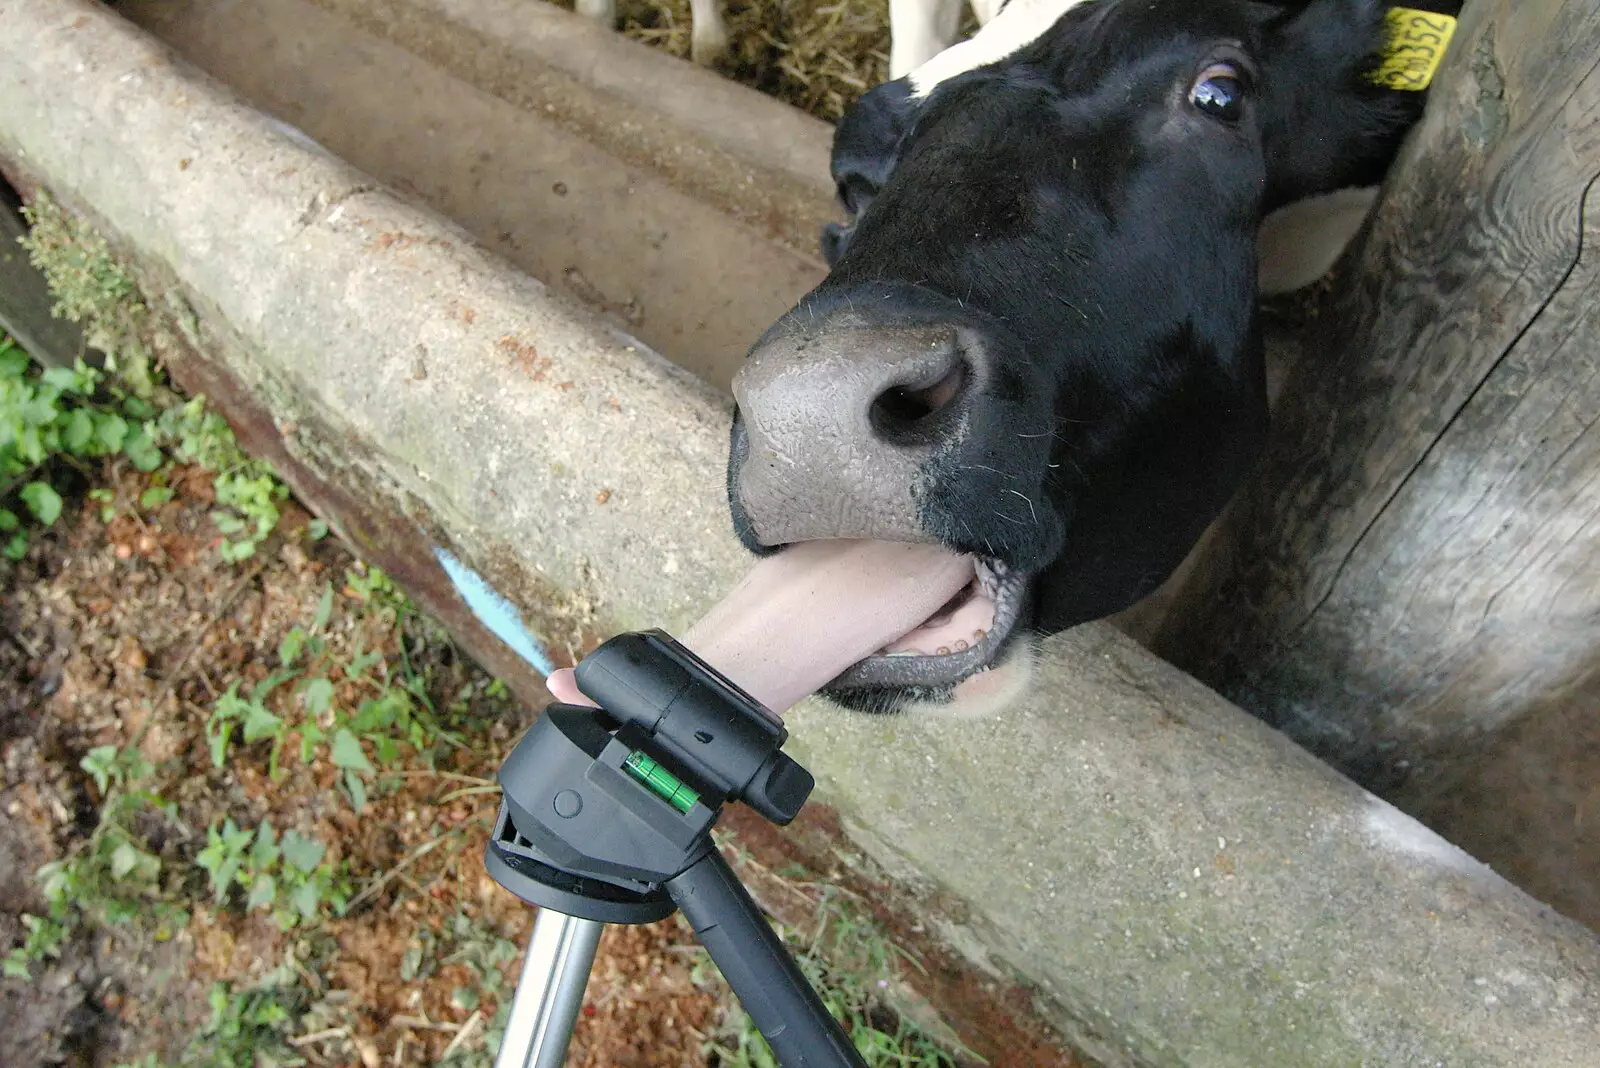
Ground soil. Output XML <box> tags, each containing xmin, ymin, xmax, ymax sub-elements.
<box><xmin>0</xmin><ymin>458</ymin><xmax>719</xmax><ymax>1067</ymax></box>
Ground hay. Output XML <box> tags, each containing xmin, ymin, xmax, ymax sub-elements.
<box><xmin>557</xmin><ymin>0</ymin><xmax>895</xmax><ymax>122</ymax></box>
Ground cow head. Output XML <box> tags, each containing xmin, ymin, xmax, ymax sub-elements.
<box><xmin>726</xmin><ymin>0</ymin><xmax>1444</xmax><ymax>714</ymax></box>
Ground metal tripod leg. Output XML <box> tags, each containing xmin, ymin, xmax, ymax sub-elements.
<box><xmin>495</xmin><ymin>910</ymin><xmax>605</xmax><ymax>1068</ymax></box>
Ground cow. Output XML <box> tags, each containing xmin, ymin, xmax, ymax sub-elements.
<box><xmin>722</xmin><ymin>0</ymin><xmax>1462</xmax><ymax>716</ymax></box>
<box><xmin>574</xmin><ymin>0</ymin><xmax>1005</xmax><ymax>75</ymax></box>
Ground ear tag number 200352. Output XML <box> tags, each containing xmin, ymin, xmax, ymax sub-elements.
<box><xmin>1371</xmin><ymin>7</ymin><xmax>1458</xmax><ymax>92</ymax></box>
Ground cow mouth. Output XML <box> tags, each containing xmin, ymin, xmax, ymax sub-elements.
<box><xmin>825</xmin><ymin>555</ymin><xmax>1029</xmax><ymax>694</ymax></box>
<box><xmin>548</xmin><ymin>540</ymin><xmax>1032</xmax><ymax>717</ymax></box>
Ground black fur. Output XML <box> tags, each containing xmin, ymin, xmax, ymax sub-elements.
<box><xmin>731</xmin><ymin>0</ymin><xmax>1457</xmax><ymax>709</ymax></box>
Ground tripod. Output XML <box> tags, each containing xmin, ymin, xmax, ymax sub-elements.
<box><xmin>485</xmin><ymin>631</ymin><xmax>868</xmax><ymax>1068</ymax></box>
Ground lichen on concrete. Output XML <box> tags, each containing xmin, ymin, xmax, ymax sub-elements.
<box><xmin>18</xmin><ymin>191</ymin><xmax>158</xmax><ymax>397</ymax></box>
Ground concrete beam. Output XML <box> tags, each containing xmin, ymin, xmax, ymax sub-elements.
<box><xmin>116</xmin><ymin>0</ymin><xmax>833</xmax><ymax>390</ymax></box>
<box><xmin>2</xmin><ymin>2</ymin><xmax>1596</xmax><ymax>1066</ymax></box>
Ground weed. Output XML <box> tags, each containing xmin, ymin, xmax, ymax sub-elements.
<box><xmin>196</xmin><ymin>818</ymin><xmax>350</xmax><ymax>930</ymax></box>
<box><xmin>0</xmin><ymin>335</ymin><xmax>164</xmax><ymax>557</ymax></box>
<box><xmin>278</xmin><ymin>583</ymin><xmax>334</xmax><ymax>667</ymax></box>
<box><xmin>2</xmin><ymin>913</ymin><xmax>69</xmax><ymax>980</ymax></box>
<box><xmin>203</xmin><ymin>575</ymin><xmax>448</xmax><ymax>809</ymax></box>
<box><xmin>190</xmin><ymin>970</ymin><xmax>306</xmax><ymax>1067</ymax></box>
<box><xmin>19</xmin><ymin>191</ymin><xmax>156</xmax><ymax>396</ymax></box>
<box><xmin>0</xmin><ymin>331</ymin><xmax>288</xmax><ymax>568</ymax></box>
<box><xmin>205</xmin><ymin>671</ymin><xmax>298</xmax><ymax>778</ymax></box>
<box><xmin>81</xmin><ymin>743</ymin><xmax>155</xmax><ymax>796</ymax></box>
<box><xmin>344</xmin><ymin>560</ymin><xmax>409</xmax><ymax>612</ymax></box>
<box><xmin>156</xmin><ymin>396</ymin><xmax>287</xmax><ymax>562</ymax></box>
<box><xmin>397</xmin><ymin>912</ymin><xmax>522</xmax><ymax>1066</ymax></box>
<box><xmin>346</xmin><ymin>561</ymin><xmax>474</xmax><ymax>748</ymax></box>
<box><xmin>6</xmin><ymin>787</ymin><xmax>181</xmax><ymax>978</ymax></box>
<box><xmin>18</xmin><ymin>194</ymin><xmax>296</xmax><ymax>564</ymax></box>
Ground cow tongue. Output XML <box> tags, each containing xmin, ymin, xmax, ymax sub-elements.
<box><xmin>545</xmin><ymin>540</ymin><xmax>975</xmax><ymax>715</ymax></box>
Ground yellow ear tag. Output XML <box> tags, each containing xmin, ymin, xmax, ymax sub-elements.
<box><xmin>1370</xmin><ymin>7</ymin><xmax>1458</xmax><ymax>91</ymax></box>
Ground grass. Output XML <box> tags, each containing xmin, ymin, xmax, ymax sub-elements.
<box><xmin>560</xmin><ymin>0</ymin><xmax>894</xmax><ymax>122</ymax></box>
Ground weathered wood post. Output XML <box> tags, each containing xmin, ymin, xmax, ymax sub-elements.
<box><xmin>1150</xmin><ymin>0</ymin><xmax>1600</xmax><ymax>918</ymax></box>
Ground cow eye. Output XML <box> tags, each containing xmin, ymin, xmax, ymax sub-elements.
<box><xmin>1189</xmin><ymin>63</ymin><xmax>1246</xmax><ymax>121</ymax></box>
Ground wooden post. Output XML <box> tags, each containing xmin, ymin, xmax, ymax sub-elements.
<box><xmin>1150</xmin><ymin>0</ymin><xmax>1600</xmax><ymax>917</ymax></box>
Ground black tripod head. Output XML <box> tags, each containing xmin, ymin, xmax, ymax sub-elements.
<box><xmin>485</xmin><ymin>630</ymin><xmax>867</xmax><ymax>1068</ymax></box>
<box><xmin>486</xmin><ymin>630</ymin><xmax>814</xmax><ymax>921</ymax></box>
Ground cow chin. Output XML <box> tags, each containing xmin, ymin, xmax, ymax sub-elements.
<box><xmin>818</xmin><ymin>627</ymin><xmax>1037</xmax><ymax>719</ymax></box>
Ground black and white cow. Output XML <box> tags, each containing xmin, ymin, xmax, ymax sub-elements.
<box><xmin>724</xmin><ymin>0</ymin><xmax>1460</xmax><ymax>715</ymax></box>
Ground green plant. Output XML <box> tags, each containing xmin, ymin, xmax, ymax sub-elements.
<box><xmin>278</xmin><ymin>583</ymin><xmax>333</xmax><ymax>667</ymax></box>
<box><xmin>19</xmin><ymin>193</ymin><xmax>302</xmax><ymax>564</ymax></box>
<box><xmin>156</xmin><ymin>397</ymin><xmax>287</xmax><ymax>562</ymax></box>
<box><xmin>398</xmin><ymin>912</ymin><xmax>522</xmax><ymax>1066</ymax></box>
<box><xmin>190</xmin><ymin>975</ymin><xmax>304</xmax><ymax>1068</ymax></box>
<box><xmin>204</xmin><ymin>584</ymin><xmax>336</xmax><ymax>779</ymax></box>
<box><xmin>343</xmin><ymin>562</ymin><xmax>409</xmax><ymax>610</ymax></box>
<box><xmin>205</xmin><ymin>670</ymin><xmax>298</xmax><ymax>777</ymax></box>
<box><xmin>0</xmin><ymin>336</ymin><xmax>165</xmax><ymax>558</ymax></box>
<box><xmin>202</xmin><ymin>577</ymin><xmax>446</xmax><ymax>809</ymax></box>
<box><xmin>2</xmin><ymin>913</ymin><xmax>69</xmax><ymax>980</ymax></box>
<box><xmin>81</xmin><ymin>743</ymin><xmax>155</xmax><ymax>796</ymax></box>
<box><xmin>347</xmin><ymin>562</ymin><xmax>469</xmax><ymax>744</ymax></box>
<box><xmin>42</xmin><ymin>824</ymin><xmax>170</xmax><ymax>924</ymax></box>
<box><xmin>5</xmin><ymin>741</ymin><xmax>185</xmax><ymax>979</ymax></box>
<box><xmin>6</xmin><ymin>819</ymin><xmax>176</xmax><ymax>979</ymax></box>
<box><xmin>196</xmin><ymin>818</ymin><xmax>348</xmax><ymax>930</ymax></box>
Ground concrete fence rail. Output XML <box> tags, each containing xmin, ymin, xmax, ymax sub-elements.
<box><xmin>2</xmin><ymin>1</ymin><xmax>1597</xmax><ymax>1065</ymax></box>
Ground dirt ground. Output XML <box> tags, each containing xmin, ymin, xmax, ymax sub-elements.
<box><xmin>0</xmin><ymin>457</ymin><xmax>721</xmax><ymax>1066</ymax></box>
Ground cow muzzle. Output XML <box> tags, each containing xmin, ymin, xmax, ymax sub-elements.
<box><xmin>730</xmin><ymin>312</ymin><xmax>980</xmax><ymax>547</ymax></box>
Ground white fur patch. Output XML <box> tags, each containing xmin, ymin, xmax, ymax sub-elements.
<box><xmin>1257</xmin><ymin>186</ymin><xmax>1379</xmax><ymax>294</ymax></box>
<box><xmin>909</xmin><ymin>0</ymin><xmax>1095</xmax><ymax>97</ymax></box>
<box><xmin>891</xmin><ymin>0</ymin><xmax>968</xmax><ymax>79</ymax></box>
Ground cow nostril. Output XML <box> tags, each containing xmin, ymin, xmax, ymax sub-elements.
<box><xmin>870</xmin><ymin>361</ymin><xmax>967</xmax><ymax>441</ymax></box>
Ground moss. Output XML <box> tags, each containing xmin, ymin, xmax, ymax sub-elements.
<box><xmin>18</xmin><ymin>190</ymin><xmax>159</xmax><ymax>398</ymax></box>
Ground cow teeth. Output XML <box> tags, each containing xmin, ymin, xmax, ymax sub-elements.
<box><xmin>937</xmin><ymin>646</ymin><xmax>950</xmax><ymax>655</ymax></box>
<box><xmin>975</xmin><ymin>629</ymin><xmax>987</xmax><ymax>640</ymax></box>
<box><xmin>955</xmin><ymin>639</ymin><xmax>969</xmax><ymax>652</ymax></box>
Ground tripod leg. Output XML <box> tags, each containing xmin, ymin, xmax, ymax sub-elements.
<box><xmin>667</xmin><ymin>849</ymin><xmax>868</xmax><ymax>1068</ymax></box>
<box><xmin>496</xmin><ymin>909</ymin><xmax>605</xmax><ymax>1068</ymax></box>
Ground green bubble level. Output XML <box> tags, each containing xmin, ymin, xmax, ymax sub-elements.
<box><xmin>623</xmin><ymin>751</ymin><xmax>700</xmax><ymax>814</ymax></box>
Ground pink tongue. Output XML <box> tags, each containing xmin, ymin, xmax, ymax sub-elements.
<box><xmin>546</xmin><ymin>540</ymin><xmax>974</xmax><ymax>716</ymax></box>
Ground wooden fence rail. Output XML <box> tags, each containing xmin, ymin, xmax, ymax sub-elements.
<box><xmin>1152</xmin><ymin>0</ymin><xmax>1600</xmax><ymax>926</ymax></box>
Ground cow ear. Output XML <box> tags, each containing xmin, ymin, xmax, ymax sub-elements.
<box><xmin>822</xmin><ymin>77</ymin><xmax>920</xmax><ymax>266</ymax></box>
<box><xmin>1258</xmin><ymin>0</ymin><xmax>1451</xmax><ymax>206</ymax></box>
